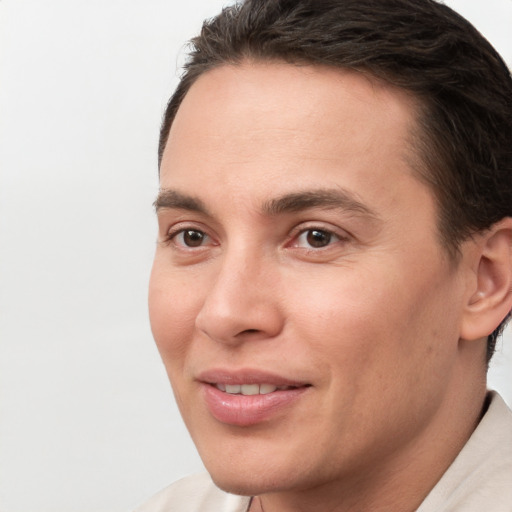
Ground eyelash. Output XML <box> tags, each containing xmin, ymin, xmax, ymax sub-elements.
<box><xmin>164</xmin><ymin>224</ymin><xmax>347</xmax><ymax>252</ymax></box>
<box><xmin>292</xmin><ymin>227</ymin><xmax>342</xmax><ymax>250</ymax></box>
<box><xmin>165</xmin><ymin>226</ymin><xmax>213</xmax><ymax>248</ymax></box>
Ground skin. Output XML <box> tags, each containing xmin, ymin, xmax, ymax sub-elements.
<box><xmin>149</xmin><ymin>62</ymin><xmax>490</xmax><ymax>511</ymax></box>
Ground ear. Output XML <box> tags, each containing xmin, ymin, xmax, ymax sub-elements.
<box><xmin>460</xmin><ymin>218</ymin><xmax>512</xmax><ymax>341</ymax></box>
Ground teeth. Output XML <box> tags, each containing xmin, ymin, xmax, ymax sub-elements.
<box><xmin>259</xmin><ymin>384</ymin><xmax>278</xmax><ymax>394</ymax></box>
<box><xmin>241</xmin><ymin>384</ymin><xmax>260</xmax><ymax>395</ymax></box>
<box><xmin>215</xmin><ymin>383</ymin><xmax>282</xmax><ymax>395</ymax></box>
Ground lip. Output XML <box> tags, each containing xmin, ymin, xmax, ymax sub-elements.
<box><xmin>197</xmin><ymin>368</ymin><xmax>311</xmax><ymax>427</ymax></box>
<box><xmin>198</xmin><ymin>368</ymin><xmax>310</xmax><ymax>387</ymax></box>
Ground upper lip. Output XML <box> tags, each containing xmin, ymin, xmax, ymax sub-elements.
<box><xmin>197</xmin><ymin>368</ymin><xmax>311</xmax><ymax>387</ymax></box>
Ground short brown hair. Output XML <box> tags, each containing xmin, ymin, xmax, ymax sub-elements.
<box><xmin>158</xmin><ymin>0</ymin><xmax>512</xmax><ymax>361</ymax></box>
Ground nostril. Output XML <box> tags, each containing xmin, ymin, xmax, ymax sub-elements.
<box><xmin>241</xmin><ymin>329</ymin><xmax>260</xmax><ymax>335</ymax></box>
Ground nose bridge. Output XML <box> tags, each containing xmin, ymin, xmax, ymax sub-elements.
<box><xmin>195</xmin><ymin>241</ymin><xmax>282</xmax><ymax>343</ymax></box>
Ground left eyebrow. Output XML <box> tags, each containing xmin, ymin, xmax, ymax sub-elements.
<box><xmin>262</xmin><ymin>188</ymin><xmax>379</xmax><ymax>219</ymax></box>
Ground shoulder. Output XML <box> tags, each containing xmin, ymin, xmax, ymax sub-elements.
<box><xmin>134</xmin><ymin>473</ymin><xmax>251</xmax><ymax>512</ymax></box>
<box><xmin>418</xmin><ymin>391</ymin><xmax>512</xmax><ymax>512</ymax></box>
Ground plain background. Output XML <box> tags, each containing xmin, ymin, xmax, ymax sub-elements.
<box><xmin>0</xmin><ymin>1</ymin><xmax>511</xmax><ymax>511</ymax></box>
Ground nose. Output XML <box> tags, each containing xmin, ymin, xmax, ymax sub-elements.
<box><xmin>195</xmin><ymin>252</ymin><xmax>284</xmax><ymax>345</ymax></box>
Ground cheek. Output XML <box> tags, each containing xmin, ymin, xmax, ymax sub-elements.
<box><xmin>285</xmin><ymin>259</ymin><xmax>460</xmax><ymax>377</ymax></box>
<box><xmin>148</xmin><ymin>263</ymin><xmax>204</xmax><ymax>368</ymax></box>
<box><xmin>283</xmin><ymin>263</ymin><xmax>462</xmax><ymax>448</ymax></box>
<box><xmin>285</xmin><ymin>264</ymin><xmax>395</xmax><ymax>342</ymax></box>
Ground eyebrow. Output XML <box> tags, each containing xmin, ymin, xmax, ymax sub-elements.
<box><xmin>154</xmin><ymin>189</ymin><xmax>209</xmax><ymax>214</ymax></box>
<box><xmin>262</xmin><ymin>189</ymin><xmax>378</xmax><ymax>219</ymax></box>
<box><xmin>154</xmin><ymin>187</ymin><xmax>378</xmax><ymax>220</ymax></box>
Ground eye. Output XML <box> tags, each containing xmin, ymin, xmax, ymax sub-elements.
<box><xmin>171</xmin><ymin>228</ymin><xmax>210</xmax><ymax>248</ymax></box>
<box><xmin>295</xmin><ymin>228</ymin><xmax>340</xmax><ymax>249</ymax></box>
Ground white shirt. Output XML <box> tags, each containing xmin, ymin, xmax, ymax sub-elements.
<box><xmin>135</xmin><ymin>392</ymin><xmax>512</xmax><ymax>512</ymax></box>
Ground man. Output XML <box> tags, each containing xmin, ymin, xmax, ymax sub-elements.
<box><xmin>138</xmin><ymin>0</ymin><xmax>512</xmax><ymax>510</ymax></box>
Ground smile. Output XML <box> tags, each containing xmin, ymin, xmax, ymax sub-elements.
<box><xmin>214</xmin><ymin>383</ymin><xmax>297</xmax><ymax>395</ymax></box>
<box><xmin>200</xmin><ymin>375</ymin><xmax>310</xmax><ymax>426</ymax></box>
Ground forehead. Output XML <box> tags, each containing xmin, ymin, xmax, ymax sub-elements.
<box><xmin>167</xmin><ymin>62</ymin><xmax>418</xmax><ymax>156</ymax></box>
<box><xmin>160</xmin><ymin>61</ymin><xmax>429</xmax><ymax>220</ymax></box>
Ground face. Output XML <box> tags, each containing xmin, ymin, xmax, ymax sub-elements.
<box><xmin>149</xmin><ymin>62</ymin><xmax>471</xmax><ymax>497</ymax></box>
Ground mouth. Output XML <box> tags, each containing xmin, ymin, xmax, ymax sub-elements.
<box><xmin>198</xmin><ymin>370</ymin><xmax>311</xmax><ymax>426</ymax></box>
<box><xmin>213</xmin><ymin>383</ymin><xmax>300</xmax><ymax>395</ymax></box>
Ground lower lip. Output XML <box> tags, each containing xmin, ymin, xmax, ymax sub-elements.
<box><xmin>201</xmin><ymin>384</ymin><xmax>309</xmax><ymax>427</ymax></box>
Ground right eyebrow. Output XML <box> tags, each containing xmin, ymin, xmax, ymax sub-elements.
<box><xmin>154</xmin><ymin>189</ymin><xmax>209</xmax><ymax>215</ymax></box>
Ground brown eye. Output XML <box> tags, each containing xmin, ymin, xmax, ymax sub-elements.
<box><xmin>306</xmin><ymin>229</ymin><xmax>332</xmax><ymax>248</ymax></box>
<box><xmin>175</xmin><ymin>229</ymin><xmax>208</xmax><ymax>247</ymax></box>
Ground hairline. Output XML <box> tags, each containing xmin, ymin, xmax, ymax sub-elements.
<box><xmin>159</xmin><ymin>58</ymin><xmax>464</xmax><ymax>264</ymax></box>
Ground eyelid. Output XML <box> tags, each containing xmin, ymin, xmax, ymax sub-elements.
<box><xmin>162</xmin><ymin>221</ymin><xmax>217</xmax><ymax>248</ymax></box>
<box><xmin>296</xmin><ymin>229</ymin><xmax>340</xmax><ymax>247</ymax></box>
<box><xmin>172</xmin><ymin>229</ymin><xmax>209</xmax><ymax>247</ymax></box>
<box><xmin>288</xmin><ymin>222</ymin><xmax>351</xmax><ymax>243</ymax></box>
<box><xmin>283</xmin><ymin>223</ymin><xmax>353</xmax><ymax>258</ymax></box>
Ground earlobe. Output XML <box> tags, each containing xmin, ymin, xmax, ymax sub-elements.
<box><xmin>460</xmin><ymin>218</ymin><xmax>512</xmax><ymax>341</ymax></box>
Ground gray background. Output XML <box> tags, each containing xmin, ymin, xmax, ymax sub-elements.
<box><xmin>1</xmin><ymin>1</ymin><xmax>511</xmax><ymax>511</ymax></box>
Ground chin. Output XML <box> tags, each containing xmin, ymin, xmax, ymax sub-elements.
<box><xmin>209</xmin><ymin>470</ymin><xmax>283</xmax><ymax>497</ymax></box>
<box><xmin>205</xmin><ymin>451</ymin><xmax>329</xmax><ymax>500</ymax></box>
